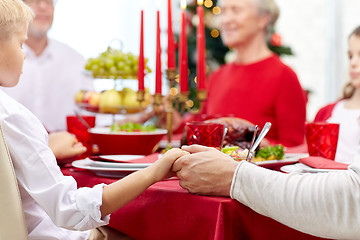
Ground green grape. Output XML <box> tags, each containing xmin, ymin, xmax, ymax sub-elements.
<box><xmin>85</xmin><ymin>61</ymin><xmax>92</xmax><ymax>70</ymax></box>
<box><xmin>133</xmin><ymin>65</ymin><xmax>138</xmax><ymax>73</ymax></box>
<box><xmin>123</xmin><ymin>65</ymin><xmax>132</xmax><ymax>75</ymax></box>
<box><xmin>117</xmin><ymin>61</ymin><xmax>125</xmax><ymax>71</ymax></box>
<box><xmin>127</xmin><ymin>53</ymin><xmax>135</xmax><ymax>61</ymax></box>
<box><xmin>109</xmin><ymin>66</ymin><xmax>117</xmax><ymax>75</ymax></box>
<box><xmin>91</xmin><ymin>64</ymin><xmax>99</xmax><ymax>72</ymax></box>
<box><xmin>85</xmin><ymin>47</ymin><xmax>152</xmax><ymax>79</ymax></box>
<box><xmin>98</xmin><ymin>67</ymin><xmax>106</xmax><ymax>76</ymax></box>
<box><xmin>104</xmin><ymin>58</ymin><xmax>115</xmax><ymax>70</ymax></box>
<box><xmin>145</xmin><ymin>66</ymin><xmax>152</xmax><ymax>73</ymax></box>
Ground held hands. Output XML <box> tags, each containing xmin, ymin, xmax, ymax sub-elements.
<box><xmin>173</xmin><ymin>145</ymin><xmax>239</xmax><ymax>196</ymax></box>
<box><xmin>148</xmin><ymin>148</ymin><xmax>189</xmax><ymax>183</ymax></box>
<box><xmin>48</xmin><ymin>131</ymin><xmax>87</xmax><ymax>165</ymax></box>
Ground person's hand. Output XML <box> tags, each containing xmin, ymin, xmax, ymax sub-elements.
<box><xmin>48</xmin><ymin>131</ymin><xmax>87</xmax><ymax>165</ymax></box>
<box><xmin>147</xmin><ymin>148</ymin><xmax>189</xmax><ymax>182</ymax></box>
<box><xmin>173</xmin><ymin>145</ymin><xmax>239</xmax><ymax>196</ymax></box>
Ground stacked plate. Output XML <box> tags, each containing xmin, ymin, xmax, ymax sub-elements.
<box><xmin>72</xmin><ymin>155</ymin><xmax>155</xmax><ymax>178</ymax></box>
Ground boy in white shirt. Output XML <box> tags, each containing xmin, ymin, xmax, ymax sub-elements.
<box><xmin>0</xmin><ymin>1</ymin><xmax>187</xmax><ymax>239</ymax></box>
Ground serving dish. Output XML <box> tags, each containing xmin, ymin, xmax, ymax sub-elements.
<box><xmin>89</xmin><ymin>127</ymin><xmax>167</xmax><ymax>155</ymax></box>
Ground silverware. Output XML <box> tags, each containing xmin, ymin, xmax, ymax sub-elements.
<box><xmin>74</xmin><ymin>110</ymin><xmax>92</xmax><ymax>129</ymax></box>
<box><xmin>246</xmin><ymin>125</ymin><xmax>259</xmax><ymax>161</ymax></box>
<box><xmin>220</xmin><ymin>127</ymin><xmax>228</xmax><ymax>151</ymax></box>
<box><xmin>248</xmin><ymin>122</ymin><xmax>272</xmax><ymax>161</ymax></box>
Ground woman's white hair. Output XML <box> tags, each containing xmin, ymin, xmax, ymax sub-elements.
<box><xmin>253</xmin><ymin>0</ymin><xmax>280</xmax><ymax>38</ymax></box>
<box><xmin>0</xmin><ymin>0</ymin><xmax>34</xmax><ymax>40</ymax></box>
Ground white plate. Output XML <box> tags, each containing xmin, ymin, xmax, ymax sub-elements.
<box><xmin>90</xmin><ymin>155</ymin><xmax>153</xmax><ymax>168</ymax></box>
<box><xmin>254</xmin><ymin>153</ymin><xmax>309</xmax><ymax>167</ymax></box>
<box><xmin>72</xmin><ymin>159</ymin><xmax>147</xmax><ymax>178</ymax></box>
<box><xmin>280</xmin><ymin>163</ymin><xmax>346</xmax><ymax>174</ymax></box>
<box><xmin>159</xmin><ymin>139</ymin><xmax>181</xmax><ymax>149</ymax></box>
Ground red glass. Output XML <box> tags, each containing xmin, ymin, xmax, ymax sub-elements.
<box><xmin>186</xmin><ymin>122</ymin><xmax>225</xmax><ymax>148</ymax></box>
<box><xmin>66</xmin><ymin>115</ymin><xmax>96</xmax><ymax>158</ymax></box>
<box><xmin>305</xmin><ymin>122</ymin><xmax>339</xmax><ymax>160</ymax></box>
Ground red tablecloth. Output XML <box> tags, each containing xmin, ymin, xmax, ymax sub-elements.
<box><xmin>62</xmin><ymin>167</ymin><xmax>328</xmax><ymax>240</ymax></box>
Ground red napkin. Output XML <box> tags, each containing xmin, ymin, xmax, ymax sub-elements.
<box><xmin>89</xmin><ymin>153</ymin><xmax>160</xmax><ymax>164</ymax></box>
<box><xmin>299</xmin><ymin>156</ymin><xmax>349</xmax><ymax>170</ymax></box>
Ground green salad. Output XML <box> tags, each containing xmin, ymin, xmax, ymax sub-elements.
<box><xmin>254</xmin><ymin>144</ymin><xmax>285</xmax><ymax>161</ymax></box>
<box><xmin>110</xmin><ymin>122</ymin><xmax>156</xmax><ymax>132</ymax></box>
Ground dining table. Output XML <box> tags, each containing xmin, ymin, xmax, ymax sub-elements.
<box><xmin>61</xmin><ymin>144</ymin><xmax>332</xmax><ymax>240</ymax></box>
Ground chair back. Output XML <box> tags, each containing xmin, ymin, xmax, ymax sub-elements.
<box><xmin>0</xmin><ymin>125</ymin><xmax>28</xmax><ymax>239</ymax></box>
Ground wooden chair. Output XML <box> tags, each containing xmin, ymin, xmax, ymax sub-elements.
<box><xmin>0</xmin><ymin>125</ymin><xmax>28</xmax><ymax>239</ymax></box>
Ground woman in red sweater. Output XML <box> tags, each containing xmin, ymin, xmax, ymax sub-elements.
<box><xmin>202</xmin><ymin>0</ymin><xmax>306</xmax><ymax>147</ymax></box>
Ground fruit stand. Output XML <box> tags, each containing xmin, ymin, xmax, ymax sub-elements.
<box><xmin>75</xmin><ymin>47</ymin><xmax>152</xmax><ymax>115</ymax></box>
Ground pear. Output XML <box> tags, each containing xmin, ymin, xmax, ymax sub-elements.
<box><xmin>122</xmin><ymin>87</ymin><xmax>140</xmax><ymax>108</ymax></box>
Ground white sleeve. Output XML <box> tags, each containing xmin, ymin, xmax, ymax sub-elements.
<box><xmin>230</xmin><ymin>160</ymin><xmax>360</xmax><ymax>239</ymax></box>
<box><xmin>2</xmin><ymin>112</ymin><xmax>109</xmax><ymax>231</ymax></box>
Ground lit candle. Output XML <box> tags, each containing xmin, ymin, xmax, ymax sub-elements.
<box><xmin>179</xmin><ymin>0</ymin><xmax>188</xmax><ymax>93</ymax></box>
<box><xmin>167</xmin><ymin>0</ymin><xmax>175</xmax><ymax>69</ymax></box>
<box><xmin>137</xmin><ymin>10</ymin><xmax>145</xmax><ymax>91</ymax></box>
<box><xmin>197</xmin><ymin>0</ymin><xmax>206</xmax><ymax>90</ymax></box>
<box><xmin>155</xmin><ymin>10</ymin><xmax>162</xmax><ymax>94</ymax></box>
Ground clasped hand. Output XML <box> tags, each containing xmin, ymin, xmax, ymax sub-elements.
<box><xmin>172</xmin><ymin>145</ymin><xmax>239</xmax><ymax>197</ymax></box>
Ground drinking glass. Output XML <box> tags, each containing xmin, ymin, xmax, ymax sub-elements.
<box><xmin>186</xmin><ymin>122</ymin><xmax>225</xmax><ymax>148</ymax></box>
<box><xmin>305</xmin><ymin>122</ymin><xmax>339</xmax><ymax>160</ymax></box>
<box><xmin>66</xmin><ymin>115</ymin><xmax>96</xmax><ymax>158</ymax></box>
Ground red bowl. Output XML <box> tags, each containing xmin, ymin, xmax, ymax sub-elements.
<box><xmin>89</xmin><ymin>127</ymin><xmax>167</xmax><ymax>155</ymax></box>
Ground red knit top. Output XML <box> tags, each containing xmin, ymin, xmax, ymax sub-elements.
<box><xmin>203</xmin><ymin>55</ymin><xmax>306</xmax><ymax>147</ymax></box>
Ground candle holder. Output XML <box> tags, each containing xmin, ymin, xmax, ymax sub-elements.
<box><xmin>136</xmin><ymin>89</ymin><xmax>145</xmax><ymax>106</ymax></box>
<box><xmin>154</xmin><ymin>68</ymin><xmax>207</xmax><ymax>148</ymax></box>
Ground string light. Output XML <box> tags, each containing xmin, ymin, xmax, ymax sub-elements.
<box><xmin>212</xmin><ymin>6</ymin><xmax>221</xmax><ymax>15</ymax></box>
<box><xmin>210</xmin><ymin>29</ymin><xmax>220</xmax><ymax>38</ymax></box>
<box><xmin>186</xmin><ymin>100</ymin><xmax>194</xmax><ymax>108</ymax></box>
<box><xmin>204</xmin><ymin>0</ymin><xmax>213</xmax><ymax>8</ymax></box>
<box><xmin>170</xmin><ymin>87</ymin><xmax>178</xmax><ymax>96</ymax></box>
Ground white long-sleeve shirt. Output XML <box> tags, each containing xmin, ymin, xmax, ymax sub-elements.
<box><xmin>231</xmin><ymin>159</ymin><xmax>360</xmax><ymax>239</ymax></box>
<box><xmin>327</xmin><ymin>100</ymin><xmax>360</xmax><ymax>164</ymax></box>
<box><xmin>0</xmin><ymin>90</ymin><xmax>109</xmax><ymax>240</ymax></box>
<box><xmin>2</xmin><ymin>39</ymin><xmax>93</xmax><ymax>132</ymax></box>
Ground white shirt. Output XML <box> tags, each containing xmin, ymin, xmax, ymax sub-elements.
<box><xmin>0</xmin><ymin>90</ymin><xmax>109</xmax><ymax>240</ymax></box>
<box><xmin>2</xmin><ymin>39</ymin><xmax>93</xmax><ymax>132</ymax></box>
<box><xmin>327</xmin><ymin>100</ymin><xmax>360</xmax><ymax>164</ymax></box>
<box><xmin>231</xmin><ymin>159</ymin><xmax>360</xmax><ymax>239</ymax></box>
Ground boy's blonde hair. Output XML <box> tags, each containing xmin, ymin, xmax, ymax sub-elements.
<box><xmin>0</xmin><ymin>0</ymin><xmax>34</xmax><ymax>41</ymax></box>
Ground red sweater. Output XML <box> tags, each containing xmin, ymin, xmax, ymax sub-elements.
<box><xmin>203</xmin><ymin>55</ymin><xmax>306</xmax><ymax>147</ymax></box>
<box><xmin>314</xmin><ymin>102</ymin><xmax>338</xmax><ymax>122</ymax></box>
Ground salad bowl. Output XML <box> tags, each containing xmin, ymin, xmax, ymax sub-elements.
<box><xmin>89</xmin><ymin>127</ymin><xmax>167</xmax><ymax>155</ymax></box>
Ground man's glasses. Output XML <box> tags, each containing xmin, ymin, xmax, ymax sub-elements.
<box><xmin>24</xmin><ymin>0</ymin><xmax>57</xmax><ymax>7</ymax></box>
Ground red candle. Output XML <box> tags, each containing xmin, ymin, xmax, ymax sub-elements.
<box><xmin>155</xmin><ymin>10</ymin><xmax>162</xmax><ymax>94</ymax></box>
<box><xmin>197</xmin><ymin>0</ymin><xmax>206</xmax><ymax>90</ymax></box>
<box><xmin>137</xmin><ymin>10</ymin><xmax>145</xmax><ymax>91</ymax></box>
<box><xmin>179</xmin><ymin>0</ymin><xmax>188</xmax><ymax>93</ymax></box>
<box><xmin>167</xmin><ymin>0</ymin><xmax>175</xmax><ymax>69</ymax></box>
